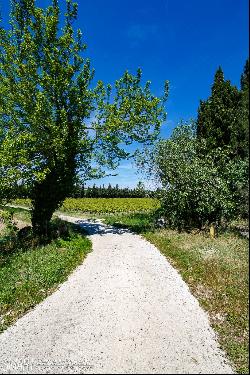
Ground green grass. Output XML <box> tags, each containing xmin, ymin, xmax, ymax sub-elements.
<box><xmin>0</xmin><ymin>205</ymin><xmax>31</xmax><ymax>224</ymax></box>
<box><xmin>103</xmin><ymin>212</ymin><xmax>249</xmax><ymax>374</ymax></box>
<box><xmin>0</xmin><ymin>219</ymin><xmax>92</xmax><ymax>333</ymax></box>
<box><xmin>9</xmin><ymin>199</ymin><xmax>31</xmax><ymax>208</ymax></box>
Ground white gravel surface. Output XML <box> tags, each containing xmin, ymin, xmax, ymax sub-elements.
<box><xmin>0</xmin><ymin>216</ymin><xmax>234</xmax><ymax>374</ymax></box>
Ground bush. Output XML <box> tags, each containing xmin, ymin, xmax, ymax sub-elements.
<box><xmin>153</xmin><ymin>125</ymin><xmax>248</xmax><ymax>230</ymax></box>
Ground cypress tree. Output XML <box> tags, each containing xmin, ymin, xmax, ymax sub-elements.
<box><xmin>197</xmin><ymin>66</ymin><xmax>240</xmax><ymax>155</ymax></box>
<box><xmin>237</xmin><ymin>59</ymin><xmax>249</xmax><ymax>158</ymax></box>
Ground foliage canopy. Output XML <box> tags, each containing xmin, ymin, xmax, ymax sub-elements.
<box><xmin>0</xmin><ymin>0</ymin><xmax>168</xmax><ymax>235</ymax></box>
<box><xmin>197</xmin><ymin>63</ymin><xmax>249</xmax><ymax>158</ymax></box>
<box><xmin>139</xmin><ymin>124</ymin><xmax>248</xmax><ymax>230</ymax></box>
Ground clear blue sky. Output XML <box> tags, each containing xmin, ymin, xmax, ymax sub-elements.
<box><xmin>1</xmin><ymin>0</ymin><xmax>249</xmax><ymax>188</ymax></box>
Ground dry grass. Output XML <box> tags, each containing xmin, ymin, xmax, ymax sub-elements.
<box><xmin>144</xmin><ymin>229</ymin><xmax>249</xmax><ymax>374</ymax></box>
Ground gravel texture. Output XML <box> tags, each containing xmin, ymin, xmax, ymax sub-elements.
<box><xmin>0</xmin><ymin>216</ymin><xmax>234</xmax><ymax>374</ymax></box>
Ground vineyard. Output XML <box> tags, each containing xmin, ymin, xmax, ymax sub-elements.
<box><xmin>12</xmin><ymin>198</ymin><xmax>160</xmax><ymax>214</ymax></box>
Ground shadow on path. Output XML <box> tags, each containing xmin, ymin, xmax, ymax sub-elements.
<box><xmin>70</xmin><ymin>218</ymin><xmax>130</xmax><ymax>236</ymax></box>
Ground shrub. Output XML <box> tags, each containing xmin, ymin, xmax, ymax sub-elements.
<box><xmin>153</xmin><ymin>125</ymin><xmax>248</xmax><ymax>230</ymax></box>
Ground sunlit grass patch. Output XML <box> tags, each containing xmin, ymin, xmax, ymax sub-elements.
<box><xmin>0</xmin><ymin>205</ymin><xmax>31</xmax><ymax>225</ymax></box>
<box><xmin>146</xmin><ymin>230</ymin><xmax>249</xmax><ymax>374</ymax></box>
<box><xmin>0</xmin><ymin>221</ymin><xmax>91</xmax><ymax>333</ymax></box>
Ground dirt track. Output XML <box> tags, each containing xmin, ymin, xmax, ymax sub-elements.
<box><xmin>0</xmin><ymin>216</ymin><xmax>234</xmax><ymax>374</ymax></box>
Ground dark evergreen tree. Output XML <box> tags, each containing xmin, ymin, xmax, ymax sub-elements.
<box><xmin>237</xmin><ymin>59</ymin><xmax>249</xmax><ymax>158</ymax></box>
<box><xmin>197</xmin><ymin>66</ymin><xmax>240</xmax><ymax>155</ymax></box>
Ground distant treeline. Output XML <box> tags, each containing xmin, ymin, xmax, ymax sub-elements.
<box><xmin>70</xmin><ymin>183</ymin><xmax>158</xmax><ymax>198</ymax></box>
<box><xmin>15</xmin><ymin>182</ymin><xmax>158</xmax><ymax>199</ymax></box>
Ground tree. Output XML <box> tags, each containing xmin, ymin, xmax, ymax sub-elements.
<box><xmin>236</xmin><ymin>59</ymin><xmax>249</xmax><ymax>216</ymax></box>
<box><xmin>237</xmin><ymin>59</ymin><xmax>249</xmax><ymax>159</ymax></box>
<box><xmin>196</xmin><ymin>66</ymin><xmax>241</xmax><ymax>156</ymax></box>
<box><xmin>0</xmin><ymin>0</ymin><xmax>168</xmax><ymax>236</ymax></box>
<box><xmin>135</xmin><ymin>181</ymin><xmax>146</xmax><ymax>197</ymax></box>
<box><xmin>142</xmin><ymin>124</ymin><xmax>248</xmax><ymax>231</ymax></box>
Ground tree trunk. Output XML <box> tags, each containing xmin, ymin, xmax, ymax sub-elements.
<box><xmin>31</xmin><ymin>173</ymin><xmax>62</xmax><ymax>237</ymax></box>
<box><xmin>31</xmin><ymin>199</ymin><xmax>56</xmax><ymax>238</ymax></box>
<box><xmin>31</xmin><ymin>164</ymin><xmax>75</xmax><ymax>238</ymax></box>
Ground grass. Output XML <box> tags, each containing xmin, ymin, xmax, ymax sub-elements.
<box><xmin>103</xmin><ymin>212</ymin><xmax>249</xmax><ymax>374</ymax></box>
<box><xmin>0</xmin><ymin>205</ymin><xmax>31</xmax><ymax>224</ymax></box>
<box><xmin>1</xmin><ymin>205</ymin><xmax>249</xmax><ymax>372</ymax></box>
<box><xmin>0</xmin><ymin>208</ymin><xmax>92</xmax><ymax>333</ymax></box>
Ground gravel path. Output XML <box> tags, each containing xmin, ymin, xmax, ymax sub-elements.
<box><xmin>0</xmin><ymin>216</ymin><xmax>234</xmax><ymax>374</ymax></box>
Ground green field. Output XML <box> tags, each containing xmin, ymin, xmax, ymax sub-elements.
<box><xmin>12</xmin><ymin>198</ymin><xmax>160</xmax><ymax>214</ymax></box>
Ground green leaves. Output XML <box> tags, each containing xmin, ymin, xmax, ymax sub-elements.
<box><xmin>194</xmin><ymin>62</ymin><xmax>249</xmax><ymax>223</ymax></box>
<box><xmin>0</xmin><ymin>0</ymin><xmax>167</xmax><ymax>234</ymax></box>
<box><xmin>151</xmin><ymin>124</ymin><xmax>248</xmax><ymax>229</ymax></box>
<box><xmin>196</xmin><ymin>64</ymin><xmax>248</xmax><ymax>159</ymax></box>
<box><xmin>1</xmin><ymin>1</ymin><xmax>167</xmax><ymax>184</ymax></box>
